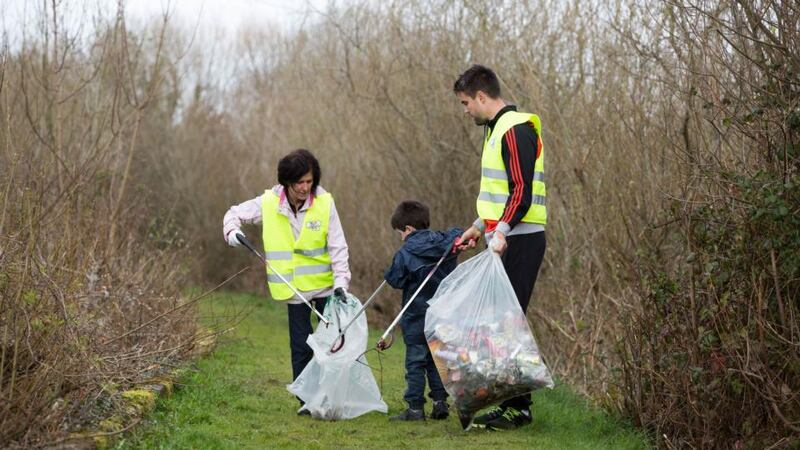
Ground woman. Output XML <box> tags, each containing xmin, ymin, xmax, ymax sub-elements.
<box><xmin>223</xmin><ymin>148</ymin><xmax>351</xmax><ymax>415</ymax></box>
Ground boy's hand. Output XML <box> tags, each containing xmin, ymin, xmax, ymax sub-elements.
<box><xmin>453</xmin><ymin>226</ymin><xmax>480</xmax><ymax>253</ymax></box>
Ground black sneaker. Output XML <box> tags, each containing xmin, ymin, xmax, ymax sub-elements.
<box><xmin>389</xmin><ymin>408</ymin><xmax>425</xmax><ymax>421</ymax></box>
<box><xmin>486</xmin><ymin>407</ymin><xmax>532</xmax><ymax>430</ymax></box>
<box><xmin>430</xmin><ymin>401</ymin><xmax>449</xmax><ymax>420</ymax></box>
<box><xmin>297</xmin><ymin>408</ymin><xmax>311</xmax><ymax>416</ymax></box>
<box><xmin>471</xmin><ymin>406</ymin><xmax>505</xmax><ymax>428</ymax></box>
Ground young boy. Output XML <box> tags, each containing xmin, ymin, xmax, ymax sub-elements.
<box><xmin>384</xmin><ymin>200</ymin><xmax>462</xmax><ymax>421</ymax></box>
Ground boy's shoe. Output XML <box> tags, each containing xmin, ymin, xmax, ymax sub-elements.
<box><xmin>430</xmin><ymin>401</ymin><xmax>449</xmax><ymax>420</ymax></box>
<box><xmin>389</xmin><ymin>408</ymin><xmax>425</xmax><ymax>421</ymax></box>
<box><xmin>297</xmin><ymin>408</ymin><xmax>311</xmax><ymax>416</ymax></box>
<box><xmin>470</xmin><ymin>406</ymin><xmax>505</xmax><ymax>428</ymax></box>
<box><xmin>486</xmin><ymin>407</ymin><xmax>532</xmax><ymax>430</ymax></box>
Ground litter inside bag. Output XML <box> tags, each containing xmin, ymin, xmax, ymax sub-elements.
<box><xmin>287</xmin><ymin>293</ymin><xmax>388</xmax><ymax>420</ymax></box>
<box><xmin>425</xmin><ymin>249</ymin><xmax>554</xmax><ymax>429</ymax></box>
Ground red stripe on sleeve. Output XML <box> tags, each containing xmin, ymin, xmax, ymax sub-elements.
<box><xmin>502</xmin><ymin>128</ymin><xmax>523</xmax><ymax>223</ymax></box>
<box><xmin>509</xmin><ymin>130</ymin><xmax>524</xmax><ymax>217</ymax></box>
<box><xmin>503</xmin><ymin>129</ymin><xmax>521</xmax><ymax>222</ymax></box>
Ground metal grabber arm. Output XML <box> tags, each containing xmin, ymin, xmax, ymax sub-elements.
<box><xmin>328</xmin><ymin>280</ymin><xmax>388</xmax><ymax>353</ymax></box>
<box><xmin>236</xmin><ymin>233</ymin><xmax>330</xmax><ymax>326</ymax></box>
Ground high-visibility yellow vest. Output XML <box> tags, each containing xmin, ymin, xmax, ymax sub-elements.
<box><xmin>261</xmin><ymin>191</ymin><xmax>334</xmax><ymax>300</ymax></box>
<box><xmin>476</xmin><ymin>111</ymin><xmax>546</xmax><ymax>225</ymax></box>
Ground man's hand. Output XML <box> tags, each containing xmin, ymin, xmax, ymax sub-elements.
<box><xmin>227</xmin><ymin>229</ymin><xmax>243</xmax><ymax>247</ymax></box>
<box><xmin>489</xmin><ymin>231</ymin><xmax>507</xmax><ymax>254</ymax></box>
<box><xmin>453</xmin><ymin>226</ymin><xmax>481</xmax><ymax>253</ymax></box>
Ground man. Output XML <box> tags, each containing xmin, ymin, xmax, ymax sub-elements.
<box><xmin>453</xmin><ymin>65</ymin><xmax>547</xmax><ymax>430</ymax></box>
<box><xmin>223</xmin><ymin>148</ymin><xmax>351</xmax><ymax>415</ymax></box>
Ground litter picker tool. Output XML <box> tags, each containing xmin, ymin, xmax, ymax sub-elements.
<box><xmin>329</xmin><ymin>280</ymin><xmax>388</xmax><ymax>353</ymax></box>
<box><xmin>236</xmin><ymin>233</ymin><xmax>330</xmax><ymax>326</ymax></box>
<box><xmin>376</xmin><ymin>245</ymin><xmax>454</xmax><ymax>351</ymax></box>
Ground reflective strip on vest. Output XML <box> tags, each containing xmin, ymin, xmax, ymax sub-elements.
<box><xmin>295</xmin><ymin>264</ymin><xmax>333</xmax><ymax>275</ymax></box>
<box><xmin>294</xmin><ymin>247</ymin><xmax>328</xmax><ymax>257</ymax></box>
<box><xmin>479</xmin><ymin>191</ymin><xmax>546</xmax><ymax>206</ymax></box>
<box><xmin>481</xmin><ymin>167</ymin><xmax>508</xmax><ymax>180</ymax></box>
<box><xmin>267</xmin><ymin>272</ymin><xmax>293</xmax><ymax>283</ymax></box>
<box><xmin>478</xmin><ymin>191</ymin><xmax>509</xmax><ymax>203</ymax></box>
<box><xmin>265</xmin><ymin>251</ymin><xmax>293</xmax><ymax>260</ymax></box>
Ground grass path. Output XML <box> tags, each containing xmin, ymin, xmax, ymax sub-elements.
<box><xmin>116</xmin><ymin>292</ymin><xmax>649</xmax><ymax>449</ymax></box>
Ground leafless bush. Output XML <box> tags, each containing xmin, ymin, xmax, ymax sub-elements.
<box><xmin>4</xmin><ymin>0</ymin><xmax>795</xmax><ymax>447</ymax></box>
<box><xmin>0</xmin><ymin>3</ymin><xmax>207</xmax><ymax>447</ymax></box>
<box><xmin>611</xmin><ymin>0</ymin><xmax>799</xmax><ymax>447</ymax></box>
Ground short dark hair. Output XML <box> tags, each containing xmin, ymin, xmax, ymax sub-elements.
<box><xmin>453</xmin><ymin>64</ymin><xmax>501</xmax><ymax>99</ymax></box>
<box><xmin>391</xmin><ymin>200</ymin><xmax>430</xmax><ymax>231</ymax></box>
<box><xmin>277</xmin><ymin>149</ymin><xmax>321</xmax><ymax>192</ymax></box>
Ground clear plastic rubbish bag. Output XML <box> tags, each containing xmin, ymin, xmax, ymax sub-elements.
<box><xmin>425</xmin><ymin>249</ymin><xmax>554</xmax><ymax>429</ymax></box>
<box><xmin>287</xmin><ymin>293</ymin><xmax>388</xmax><ymax>420</ymax></box>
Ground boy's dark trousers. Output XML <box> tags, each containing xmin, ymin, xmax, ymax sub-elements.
<box><xmin>499</xmin><ymin>231</ymin><xmax>546</xmax><ymax>411</ymax></box>
<box><xmin>402</xmin><ymin>319</ymin><xmax>448</xmax><ymax>410</ymax></box>
<box><xmin>287</xmin><ymin>298</ymin><xmax>326</xmax><ymax>382</ymax></box>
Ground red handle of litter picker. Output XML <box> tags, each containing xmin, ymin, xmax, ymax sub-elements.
<box><xmin>452</xmin><ymin>237</ymin><xmax>476</xmax><ymax>253</ymax></box>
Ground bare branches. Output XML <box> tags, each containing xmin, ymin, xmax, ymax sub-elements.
<box><xmin>0</xmin><ymin>2</ymin><xmax>207</xmax><ymax>447</ymax></box>
<box><xmin>2</xmin><ymin>0</ymin><xmax>797</xmax><ymax>447</ymax></box>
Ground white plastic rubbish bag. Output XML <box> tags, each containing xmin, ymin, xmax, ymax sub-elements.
<box><xmin>287</xmin><ymin>293</ymin><xmax>388</xmax><ymax>420</ymax></box>
<box><xmin>425</xmin><ymin>249</ymin><xmax>554</xmax><ymax>429</ymax></box>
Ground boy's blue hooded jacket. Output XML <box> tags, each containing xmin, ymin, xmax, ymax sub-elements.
<box><xmin>384</xmin><ymin>227</ymin><xmax>462</xmax><ymax>342</ymax></box>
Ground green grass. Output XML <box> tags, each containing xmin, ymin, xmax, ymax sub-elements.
<box><xmin>116</xmin><ymin>292</ymin><xmax>650</xmax><ymax>449</ymax></box>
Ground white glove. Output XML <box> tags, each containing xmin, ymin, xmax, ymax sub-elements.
<box><xmin>226</xmin><ymin>229</ymin><xmax>243</xmax><ymax>247</ymax></box>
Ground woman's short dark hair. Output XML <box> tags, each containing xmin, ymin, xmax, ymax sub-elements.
<box><xmin>391</xmin><ymin>200</ymin><xmax>430</xmax><ymax>231</ymax></box>
<box><xmin>277</xmin><ymin>149</ymin><xmax>321</xmax><ymax>192</ymax></box>
<box><xmin>453</xmin><ymin>64</ymin><xmax>501</xmax><ymax>99</ymax></box>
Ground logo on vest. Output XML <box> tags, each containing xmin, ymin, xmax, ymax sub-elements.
<box><xmin>489</xmin><ymin>137</ymin><xmax>497</xmax><ymax>148</ymax></box>
<box><xmin>306</xmin><ymin>220</ymin><xmax>321</xmax><ymax>231</ymax></box>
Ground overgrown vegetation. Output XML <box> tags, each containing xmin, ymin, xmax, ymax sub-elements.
<box><xmin>615</xmin><ymin>1</ymin><xmax>799</xmax><ymax>446</ymax></box>
<box><xmin>1</xmin><ymin>0</ymin><xmax>797</xmax><ymax>448</ymax></box>
<box><xmin>0</xmin><ymin>5</ymin><xmax>207</xmax><ymax>447</ymax></box>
